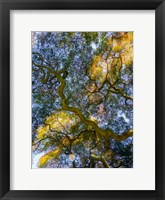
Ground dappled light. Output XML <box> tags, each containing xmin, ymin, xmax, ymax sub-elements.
<box><xmin>32</xmin><ymin>32</ymin><xmax>133</xmax><ymax>168</ymax></box>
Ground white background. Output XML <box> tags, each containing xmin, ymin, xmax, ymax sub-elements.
<box><xmin>10</xmin><ymin>10</ymin><xmax>155</xmax><ymax>190</ymax></box>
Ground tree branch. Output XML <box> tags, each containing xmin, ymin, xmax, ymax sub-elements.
<box><xmin>91</xmin><ymin>154</ymin><xmax>110</xmax><ymax>168</ymax></box>
<box><xmin>32</xmin><ymin>61</ymin><xmax>133</xmax><ymax>142</ymax></box>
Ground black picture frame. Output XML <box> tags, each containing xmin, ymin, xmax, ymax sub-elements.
<box><xmin>0</xmin><ymin>0</ymin><xmax>165</xmax><ymax>199</ymax></box>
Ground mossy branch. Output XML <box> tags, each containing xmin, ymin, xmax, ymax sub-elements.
<box><xmin>32</xmin><ymin>61</ymin><xmax>133</xmax><ymax>142</ymax></box>
<box><xmin>91</xmin><ymin>154</ymin><xmax>110</xmax><ymax>168</ymax></box>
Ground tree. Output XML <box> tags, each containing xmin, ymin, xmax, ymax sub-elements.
<box><xmin>32</xmin><ymin>32</ymin><xmax>133</xmax><ymax>168</ymax></box>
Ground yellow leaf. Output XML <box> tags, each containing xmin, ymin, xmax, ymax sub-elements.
<box><xmin>37</xmin><ymin>125</ymin><xmax>49</xmax><ymax>139</ymax></box>
<box><xmin>39</xmin><ymin>147</ymin><xmax>61</xmax><ymax>167</ymax></box>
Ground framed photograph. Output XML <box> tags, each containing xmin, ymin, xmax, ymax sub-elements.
<box><xmin>0</xmin><ymin>0</ymin><xmax>164</xmax><ymax>199</ymax></box>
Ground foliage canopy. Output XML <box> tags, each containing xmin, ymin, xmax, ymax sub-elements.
<box><xmin>32</xmin><ymin>32</ymin><xmax>133</xmax><ymax>168</ymax></box>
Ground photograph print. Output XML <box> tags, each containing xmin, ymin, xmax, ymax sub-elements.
<box><xmin>32</xmin><ymin>32</ymin><xmax>133</xmax><ymax>168</ymax></box>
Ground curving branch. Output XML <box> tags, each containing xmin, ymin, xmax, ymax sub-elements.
<box><xmin>32</xmin><ymin>59</ymin><xmax>133</xmax><ymax>142</ymax></box>
<box><xmin>91</xmin><ymin>154</ymin><xmax>110</xmax><ymax>168</ymax></box>
<box><xmin>108</xmin><ymin>84</ymin><xmax>133</xmax><ymax>101</ymax></box>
